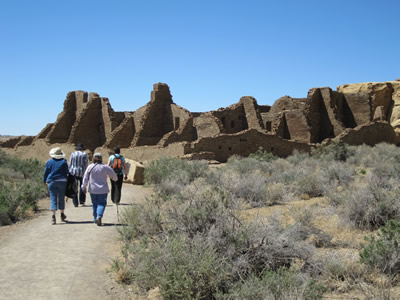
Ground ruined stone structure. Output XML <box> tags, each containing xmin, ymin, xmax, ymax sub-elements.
<box><xmin>2</xmin><ymin>80</ymin><xmax>400</xmax><ymax>163</ymax></box>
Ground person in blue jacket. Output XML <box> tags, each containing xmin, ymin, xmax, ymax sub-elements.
<box><xmin>43</xmin><ymin>147</ymin><xmax>69</xmax><ymax>225</ymax></box>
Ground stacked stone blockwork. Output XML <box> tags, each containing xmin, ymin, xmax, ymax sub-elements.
<box><xmin>2</xmin><ymin>80</ymin><xmax>400</xmax><ymax>163</ymax></box>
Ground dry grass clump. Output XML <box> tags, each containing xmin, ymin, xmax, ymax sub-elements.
<box><xmin>116</xmin><ymin>142</ymin><xmax>400</xmax><ymax>299</ymax></box>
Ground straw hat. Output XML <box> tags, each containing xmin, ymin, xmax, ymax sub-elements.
<box><xmin>93</xmin><ymin>152</ymin><xmax>102</xmax><ymax>158</ymax></box>
<box><xmin>49</xmin><ymin>147</ymin><xmax>65</xmax><ymax>159</ymax></box>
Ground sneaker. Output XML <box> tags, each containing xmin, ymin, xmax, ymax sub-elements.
<box><xmin>95</xmin><ymin>218</ymin><xmax>102</xmax><ymax>226</ymax></box>
<box><xmin>61</xmin><ymin>213</ymin><xmax>67</xmax><ymax>222</ymax></box>
<box><xmin>52</xmin><ymin>215</ymin><xmax>56</xmax><ymax>225</ymax></box>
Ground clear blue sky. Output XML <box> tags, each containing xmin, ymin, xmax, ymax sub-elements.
<box><xmin>1</xmin><ymin>0</ymin><xmax>399</xmax><ymax>136</ymax></box>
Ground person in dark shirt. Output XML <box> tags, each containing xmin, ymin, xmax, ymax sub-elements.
<box><xmin>107</xmin><ymin>147</ymin><xmax>128</xmax><ymax>204</ymax></box>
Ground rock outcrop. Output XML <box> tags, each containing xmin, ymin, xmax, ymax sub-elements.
<box><xmin>2</xmin><ymin>79</ymin><xmax>400</xmax><ymax>163</ymax></box>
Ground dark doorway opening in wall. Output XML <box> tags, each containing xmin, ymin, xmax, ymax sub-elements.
<box><xmin>266</xmin><ymin>121</ymin><xmax>272</xmax><ymax>131</ymax></box>
<box><xmin>231</xmin><ymin>120</ymin><xmax>235</xmax><ymax>128</ymax></box>
<box><xmin>175</xmin><ymin>117</ymin><xmax>180</xmax><ymax>130</ymax></box>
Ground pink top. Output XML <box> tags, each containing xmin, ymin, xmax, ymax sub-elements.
<box><xmin>81</xmin><ymin>163</ymin><xmax>118</xmax><ymax>194</ymax></box>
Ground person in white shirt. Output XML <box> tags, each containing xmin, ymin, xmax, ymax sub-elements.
<box><xmin>82</xmin><ymin>152</ymin><xmax>117</xmax><ymax>226</ymax></box>
<box><xmin>69</xmin><ymin>143</ymin><xmax>88</xmax><ymax>207</ymax></box>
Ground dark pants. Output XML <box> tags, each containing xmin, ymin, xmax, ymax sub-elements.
<box><xmin>111</xmin><ymin>174</ymin><xmax>124</xmax><ymax>204</ymax></box>
<box><xmin>72</xmin><ymin>176</ymin><xmax>86</xmax><ymax>207</ymax></box>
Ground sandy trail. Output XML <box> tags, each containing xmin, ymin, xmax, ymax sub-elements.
<box><xmin>0</xmin><ymin>184</ymin><xmax>153</xmax><ymax>300</ymax></box>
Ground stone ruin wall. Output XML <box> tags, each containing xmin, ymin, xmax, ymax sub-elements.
<box><xmin>2</xmin><ymin>80</ymin><xmax>400</xmax><ymax>163</ymax></box>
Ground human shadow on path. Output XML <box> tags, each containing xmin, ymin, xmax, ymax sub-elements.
<box><xmin>102</xmin><ymin>223</ymin><xmax>126</xmax><ymax>227</ymax></box>
<box><xmin>58</xmin><ymin>220</ymin><xmax>96</xmax><ymax>225</ymax></box>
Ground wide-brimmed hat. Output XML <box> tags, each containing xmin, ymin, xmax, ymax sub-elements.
<box><xmin>49</xmin><ymin>147</ymin><xmax>65</xmax><ymax>159</ymax></box>
<box><xmin>75</xmin><ymin>143</ymin><xmax>84</xmax><ymax>151</ymax></box>
<box><xmin>93</xmin><ymin>152</ymin><xmax>102</xmax><ymax>159</ymax></box>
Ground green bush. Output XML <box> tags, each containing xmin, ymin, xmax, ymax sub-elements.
<box><xmin>312</xmin><ymin>141</ymin><xmax>354</xmax><ymax>162</ymax></box>
<box><xmin>144</xmin><ymin>157</ymin><xmax>208</xmax><ymax>197</ymax></box>
<box><xmin>217</xmin><ymin>268</ymin><xmax>326</xmax><ymax>300</ymax></box>
<box><xmin>360</xmin><ymin>219</ymin><xmax>400</xmax><ymax>275</ymax></box>
<box><xmin>128</xmin><ymin>234</ymin><xmax>230</xmax><ymax>300</ymax></box>
<box><xmin>0</xmin><ymin>150</ymin><xmax>46</xmax><ymax>226</ymax></box>
<box><xmin>248</xmin><ymin>147</ymin><xmax>278</xmax><ymax>162</ymax></box>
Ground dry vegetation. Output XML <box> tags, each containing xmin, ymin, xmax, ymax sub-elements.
<box><xmin>114</xmin><ymin>142</ymin><xmax>400</xmax><ymax>299</ymax></box>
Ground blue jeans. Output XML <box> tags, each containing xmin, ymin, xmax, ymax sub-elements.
<box><xmin>48</xmin><ymin>181</ymin><xmax>67</xmax><ymax>211</ymax></box>
<box><xmin>90</xmin><ymin>193</ymin><xmax>107</xmax><ymax>221</ymax></box>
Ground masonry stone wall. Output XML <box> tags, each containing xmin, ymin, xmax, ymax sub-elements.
<box><xmin>68</xmin><ymin>96</ymin><xmax>107</xmax><ymax>150</ymax></box>
<box><xmin>132</xmin><ymin>83</ymin><xmax>175</xmax><ymax>146</ymax></box>
<box><xmin>158</xmin><ymin>117</ymin><xmax>196</xmax><ymax>146</ymax></box>
<box><xmin>390</xmin><ymin>81</ymin><xmax>400</xmax><ymax>131</ymax></box>
<box><xmin>211</xmin><ymin>103</ymin><xmax>247</xmax><ymax>134</ymax></box>
<box><xmin>193</xmin><ymin>114</ymin><xmax>222</xmax><ymax>138</ymax></box>
<box><xmin>327</xmin><ymin>121</ymin><xmax>397</xmax><ymax>146</ymax></box>
<box><xmin>5</xmin><ymin>79</ymin><xmax>400</xmax><ymax>162</ymax></box>
<box><xmin>104</xmin><ymin>115</ymin><xmax>136</xmax><ymax>148</ymax></box>
<box><xmin>46</xmin><ymin>92</ymin><xmax>78</xmax><ymax>143</ymax></box>
<box><xmin>35</xmin><ymin>123</ymin><xmax>54</xmax><ymax>140</ymax></box>
<box><xmin>189</xmin><ymin>129</ymin><xmax>312</xmax><ymax>162</ymax></box>
<box><xmin>240</xmin><ymin>96</ymin><xmax>264</xmax><ymax>131</ymax></box>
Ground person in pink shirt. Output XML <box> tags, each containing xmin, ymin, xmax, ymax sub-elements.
<box><xmin>81</xmin><ymin>152</ymin><xmax>117</xmax><ymax>226</ymax></box>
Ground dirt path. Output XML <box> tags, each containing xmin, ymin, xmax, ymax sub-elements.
<box><xmin>0</xmin><ymin>184</ymin><xmax>153</xmax><ymax>300</ymax></box>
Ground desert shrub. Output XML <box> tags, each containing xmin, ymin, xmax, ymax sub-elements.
<box><xmin>217</xmin><ymin>267</ymin><xmax>326</xmax><ymax>300</ymax></box>
<box><xmin>119</xmin><ymin>175</ymin><xmax>316</xmax><ymax>298</ymax></box>
<box><xmin>295</xmin><ymin>169</ymin><xmax>327</xmax><ymax>198</ymax></box>
<box><xmin>360</xmin><ymin>219</ymin><xmax>400</xmax><ymax>275</ymax></box>
<box><xmin>210</xmin><ymin>169</ymin><xmax>268</xmax><ymax>207</ymax></box>
<box><xmin>312</xmin><ymin>141</ymin><xmax>354</xmax><ymax>162</ymax></box>
<box><xmin>227</xmin><ymin>220</ymin><xmax>315</xmax><ymax>276</ymax></box>
<box><xmin>0</xmin><ymin>152</ymin><xmax>47</xmax><ymax>226</ymax></box>
<box><xmin>324</xmin><ymin>160</ymin><xmax>355</xmax><ymax>188</ymax></box>
<box><xmin>248</xmin><ymin>147</ymin><xmax>278</xmax><ymax>162</ymax></box>
<box><xmin>311</xmin><ymin>252</ymin><xmax>365</xmax><ymax>291</ymax></box>
<box><xmin>265</xmin><ymin>182</ymin><xmax>293</xmax><ymax>204</ymax></box>
<box><xmin>127</xmin><ymin>234</ymin><xmax>230</xmax><ymax>300</ymax></box>
<box><xmin>225</xmin><ymin>155</ymin><xmax>272</xmax><ymax>175</ymax></box>
<box><xmin>274</xmin><ymin>155</ymin><xmax>331</xmax><ymax>198</ymax></box>
<box><xmin>347</xmin><ymin>143</ymin><xmax>400</xmax><ymax>180</ymax></box>
<box><xmin>290</xmin><ymin>205</ymin><xmax>317</xmax><ymax>225</ymax></box>
<box><xmin>144</xmin><ymin>157</ymin><xmax>208</xmax><ymax>197</ymax></box>
<box><xmin>109</xmin><ymin>258</ymin><xmax>132</xmax><ymax>284</ymax></box>
<box><xmin>118</xmin><ymin>196</ymin><xmax>163</xmax><ymax>242</ymax></box>
<box><xmin>166</xmin><ymin>179</ymin><xmax>234</xmax><ymax>237</ymax></box>
<box><xmin>339</xmin><ymin>174</ymin><xmax>400</xmax><ymax>230</ymax></box>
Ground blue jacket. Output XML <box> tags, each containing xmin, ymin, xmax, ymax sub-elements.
<box><xmin>43</xmin><ymin>158</ymin><xmax>69</xmax><ymax>183</ymax></box>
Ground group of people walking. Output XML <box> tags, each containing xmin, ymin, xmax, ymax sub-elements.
<box><xmin>43</xmin><ymin>144</ymin><xmax>127</xmax><ymax>225</ymax></box>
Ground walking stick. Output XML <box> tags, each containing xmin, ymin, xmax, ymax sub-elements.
<box><xmin>116</xmin><ymin>202</ymin><xmax>120</xmax><ymax>223</ymax></box>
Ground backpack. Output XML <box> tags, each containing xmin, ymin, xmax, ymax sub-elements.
<box><xmin>112</xmin><ymin>156</ymin><xmax>123</xmax><ymax>174</ymax></box>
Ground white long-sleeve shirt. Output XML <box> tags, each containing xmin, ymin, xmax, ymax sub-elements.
<box><xmin>82</xmin><ymin>163</ymin><xmax>117</xmax><ymax>194</ymax></box>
